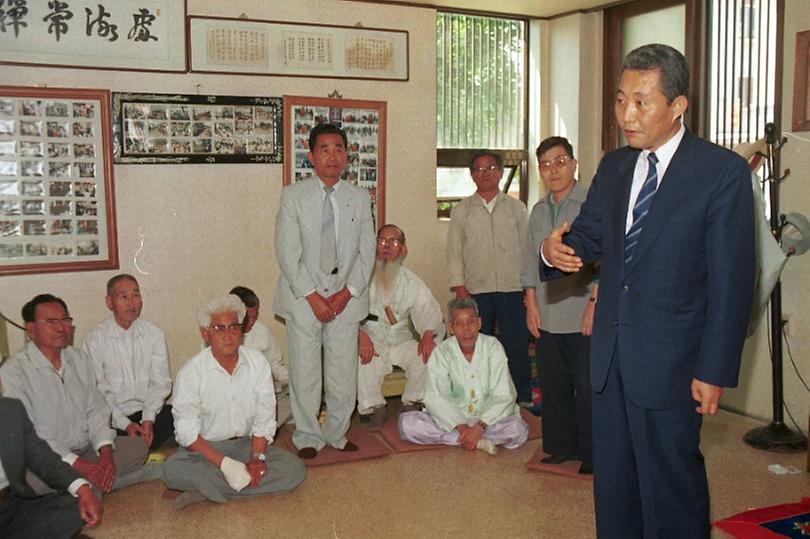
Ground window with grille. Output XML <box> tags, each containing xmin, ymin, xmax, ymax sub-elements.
<box><xmin>706</xmin><ymin>0</ymin><xmax>779</xmax><ymax>149</ymax></box>
<box><xmin>435</xmin><ymin>12</ymin><xmax>528</xmax><ymax>218</ymax></box>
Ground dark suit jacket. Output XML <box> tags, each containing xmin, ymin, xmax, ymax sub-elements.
<box><xmin>541</xmin><ymin>131</ymin><xmax>755</xmax><ymax>409</ymax></box>
<box><xmin>0</xmin><ymin>397</ymin><xmax>81</xmax><ymax>498</ymax></box>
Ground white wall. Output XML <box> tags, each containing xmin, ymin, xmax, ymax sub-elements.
<box><xmin>0</xmin><ymin>0</ymin><xmax>447</xmax><ymax>377</ymax></box>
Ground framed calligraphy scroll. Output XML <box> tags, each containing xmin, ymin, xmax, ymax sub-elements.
<box><xmin>283</xmin><ymin>95</ymin><xmax>386</xmax><ymax>227</ymax></box>
<box><xmin>0</xmin><ymin>0</ymin><xmax>186</xmax><ymax>73</ymax></box>
<box><xmin>189</xmin><ymin>16</ymin><xmax>409</xmax><ymax>81</ymax></box>
<box><xmin>0</xmin><ymin>86</ymin><xmax>118</xmax><ymax>277</ymax></box>
<box><xmin>112</xmin><ymin>92</ymin><xmax>283</xmax><ymax>164</ymax></box>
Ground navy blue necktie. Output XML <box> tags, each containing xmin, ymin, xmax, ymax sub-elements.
<box><xmin>624</xmin><ymin>152</ymin><xmax>659</xmax><ymax>265</ymax></box>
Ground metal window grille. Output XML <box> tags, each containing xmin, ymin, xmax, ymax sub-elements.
<box><xmin>707</xmin><ymin>0</ymin><xmax>778</xmax><ymax>149</ymax></box>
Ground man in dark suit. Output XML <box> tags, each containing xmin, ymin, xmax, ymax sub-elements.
<box><xmin>0</xmin><ymin>395</ymin><xmax>102</xmax><ymax>537</ymax></box>
<box><xmin>541</xmin><ymin>44</ymin><xmax>754</xmax><ymax>538</ymax></box>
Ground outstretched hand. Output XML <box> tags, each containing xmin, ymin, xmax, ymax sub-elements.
<box><xmin>541</xmin><ymin>222</ymin><xmax>583</xmax><ymax>273</ymax></box>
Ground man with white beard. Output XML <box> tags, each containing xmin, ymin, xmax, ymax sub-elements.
<box><xmin>357</xmin><ymin>225</ymin><xmax>445</xmax><ymax>431</ymax></box>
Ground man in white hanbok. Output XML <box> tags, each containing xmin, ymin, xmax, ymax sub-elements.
<box><xmin>357</xmin><ymin>225</ymin><xmax>445</xmax><ymax>430</ymax></box>
<box><xmin>398</xmin><ymin>298</ymin><xmax>528</xmax><ymax>455</ymax></box>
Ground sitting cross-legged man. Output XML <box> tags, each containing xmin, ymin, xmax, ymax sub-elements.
<box><xmin>0</xmin><ymin>294</ymin><xmax>155</xmax><ymax>497</ymax></box>
<box><xmin>398</xmin><ymin>298</ymin><xmax>529</xmax><ymax>455</ymax></box>
<box><xmin>357</xmin><ymin>224</ymin><xmax>445</xmax><ymax>430</ymax></box>
<box><xmin>163</xmin><ymin>295</ymin><xmax>306</xmax><ymax>509</ymax></box>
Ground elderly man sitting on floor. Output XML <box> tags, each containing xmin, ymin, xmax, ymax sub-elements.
<box><xmin>357</xmin><ymin>224</ymin><xmax>445</xmax><ymax>430</ymax></box>
<box><xmin>163</xmin><ymin>294</ymin><xmax>305</xmax><ymax>509</ymax></box>
<box><xmin>398</xmin><ymin>298</ymin><xmax>529</xmax><ymax>455</ymax></box>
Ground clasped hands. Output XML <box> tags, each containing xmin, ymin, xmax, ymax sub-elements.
<box><xmin>456</xmin><ymin>423</ymin><xmax>485</xmax><ymax>450</ymax></box>
<box><xmin>74</xmin><ymin>445</ymin><xmax>116</xmax><ymax>493</ymax></box>
<box><xmin>306</xmin><ymin>287</ymin><xmax>351</xmax><ymax>323</ymax></box>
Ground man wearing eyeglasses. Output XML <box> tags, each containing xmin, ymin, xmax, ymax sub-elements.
<box><xmin>446</xmin><ymin>151</ymin><xmax>532</xmax><ymax>407</ymax></box>
<box><xmin>356</xmin><ymin>224</ymin><xmax>445</xmax><ymax>431</ymax></box>
<box><xmin>521</xmin><ymin>137</ymin><xmax>596</xmax><ymax>475</ymax></box>
<box><xmin>0</xmin><ymin>294</ymin><xmax>152</xmax><ymax>497</ymax></box>
<box><xmin>164</xmin><ymin>295</ymin><xmax>305</xmax><ymax>509</ymax></box>
<box><xmin>83</xmin><ymin>274</ymin><xmax>174</xmax><ymax>451</ymax></box>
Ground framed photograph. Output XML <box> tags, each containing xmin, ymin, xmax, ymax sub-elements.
<box><xmin>0</xmin><ymin>0</ymin><xmax>187</xmax><ymax>73</ymax></box>
<box><xmin>112</xmin><ymin>92</ymin><xmax>283</xmax><ymax>164</ymax></box>
<box><xmin>0</xmin><ymin>86</ymin><xmax>118</xmax><ymax>277</ymax></box>
<box><xmin>792</xmin><ymin>30</ymin><xmax>810</xmax><ymax>132</ymax></box>
<box><xmin>189</xmin><ymin>16</ymin><xmax>408</xmax><ymax>81</ymax></box>
<box><xmin>283</xmin><ymin>96</ymin><xmax>386</xmax><ymax>227</ymax></box>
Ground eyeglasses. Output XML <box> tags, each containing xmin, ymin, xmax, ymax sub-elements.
<box><xmin>538</xmin><ymin>155</ymin><xmax>573</xmax><ymax>172</ymax></box>
<box><xmin>209</xmin><ymin>323</ymin><xmax>243</xmax><ymax>333</ymax></box>
<box><xmin>471</xmin><ymin>164</ymin><xmax>501</xmax><ymax>174</ymax></box>
<box><xmin>376</xmin><ymin>238</ymin><xmax>402</xmax><ymax>247</ymax></box>
<box><xmin>34</xmin><ymin>317</ymin><xmax>73</xmax><ymax>327</ymax></box>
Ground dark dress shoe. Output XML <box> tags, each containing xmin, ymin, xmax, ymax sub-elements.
<box><xmin>540</xmin><ymin>454</ymin><xmax>574</xmax><ymax>464</ymax></box>
<box><xmin>339</xmin><ymin>441</ymin><xmax>359</xmax><ymax>452</ymax></box>
<box><xmin>297</xmin><ymin>447</ymin><xmax>318</xmax><ymax>459</ymax></box>
<box><xmin>578</xmin><ymin>462</ymin><xmax>593</xmax><ymax>475</ymax></box>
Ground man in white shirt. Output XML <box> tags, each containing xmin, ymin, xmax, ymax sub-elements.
<box><xmin>357</xmin><ymin>224</ymin><xmax>445</xmax><ymax>430</ymax></box>
<box><xmin>84</xmin><ymin>274</ymin><xmax>173</xmax><ymax>450</ymax></box>
<box><xmin>228</xmin><ymin>286</ymin><xmax>292</xmax><ymax>426</ymax></box>
<box><xmin>163</xmin><ymin>295</ymin><xmax>305</xmax><ymax>509</ymax></box>
<box><xmin>0</xmin><ymin>294</ymin><xmax>154</xmax><ymax>496</ymax></box>
<box><xmin>398</xmin><ymin>298</ymin><xmax>528</xmax><ymax>455</ymax></box>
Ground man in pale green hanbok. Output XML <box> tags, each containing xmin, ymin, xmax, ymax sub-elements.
<box><xmin>398</xmin><ymin>298</ymin><xmax>528</xmax><ymax>455</ymax></box>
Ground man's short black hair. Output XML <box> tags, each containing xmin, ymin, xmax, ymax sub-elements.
<box><xmin>229</xmin><ymin>286</ymin><xmax>259</xmax><ymax>308</ymax></box>
<box><xmin>308</xmin><ymin>123</ymin><xmax>348</xmax><ymax>152</ymax></box>
<box><xmin>22</xmin><ymin>294</ymin><xmax>68</xmax><ymax>323</ymax></box>
<box><xmin>469</xmin><ymin>151</ymin><xmax>504</xmax><ymax>171</ymax></box>
<box><xmin>622</xmin><ymin>43</ymin><xmax>689</xmax><ymax>104</ymax></box>
<box><xmin>535</xmin><ymin>137</ymin><xmax>574</xmax><ymax>161</ymax></box>
<box><xmin>378</xmin><ymin>224</ymin><xmax>406</xmax><ymax>244</ymax></box>
<box><xmin>106</xmin><ymin>273</ymin><xmax>138</xmax><ymax>296</ymax></box>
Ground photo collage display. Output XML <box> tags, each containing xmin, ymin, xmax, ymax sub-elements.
<box><xmin>0</xmin><ymin>97</ymin><xmax>105</xmax><ymax>262</ymax></box>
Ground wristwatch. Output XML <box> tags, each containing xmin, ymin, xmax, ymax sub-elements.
<box><xmin>251</xmin><ymin>452</ymin><xmax>267</xmax><ymax>462</ymax></box>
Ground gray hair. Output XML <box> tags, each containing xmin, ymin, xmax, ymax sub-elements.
<box><xmin>622</xmin><ymin>43</ymin><xmax>689</xmax><ymax>104</ymax></box>
<box><xmin>197</xmin><ymin>294</ymin><xmax>246</xmax><ymax>328</ymax></box>
<box><xmin>448</xmin><ymin>297</ymin><xmax>479</xmax><ymax>320</ymax></box>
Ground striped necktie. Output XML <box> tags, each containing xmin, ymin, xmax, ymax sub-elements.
<box><xmin>624</xmin><ymin>152</ymin><xmax>659</xmax><ymax>265</ymax></box>
<box><xmin>320</xmin><ymin>186</ymin><xmax>337</xmax><ymax>274</ymax></box>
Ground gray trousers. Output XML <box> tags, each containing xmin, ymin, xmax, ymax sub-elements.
<box><xmin>163</xmin><ymin>438</ymin><xmax>306</xmax><ymax>503</ymax></box>
<box><xmin>287</xmin><ymin>317</ymin><xmax>359</xmax><ymax>451</ymax></box>
<box><xmin>27</xmin><ymin>435</ymin><xmax>149</xmax><ymax>496</ymax></box>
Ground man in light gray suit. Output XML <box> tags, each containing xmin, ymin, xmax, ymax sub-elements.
<box><xmin>274</xmin><ymin>123</ymin><xmax>376</xmax><ymax>459</ymax></box>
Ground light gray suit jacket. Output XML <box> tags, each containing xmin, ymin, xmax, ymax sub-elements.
<box><xmin>273</xmin><ymin>177</ymin><xmax>375</xmax><ymax>325</ymax></box>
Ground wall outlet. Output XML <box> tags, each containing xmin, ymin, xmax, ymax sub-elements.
<box><xmin>782</xmin><ymin>315</ymin><xmax>792</xmax><ymax>337</ymax></box>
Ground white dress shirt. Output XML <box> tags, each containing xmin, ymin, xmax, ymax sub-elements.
<box><xmin>83</xmin><ymin>317</ymin><xmax>172</xmax><ymax>430</ymax></box>
<box><xmin>0</xmin><ymin>341</ymin><xmax>115</xmax><ymax>465</ymax></box>
<box><xmin>625</xmin><ymin>124</ymin><xmax>686</xmax><ymax>232</ymax></box>
<box><xmin>243</xmin><ymin>320</ymin><xmax>288</xmax><ymax>384</ymax></box>
<box><xmin>172</xmin><ymin>346</ymin><xmax>277</xmax><ymax>448</ymax></box>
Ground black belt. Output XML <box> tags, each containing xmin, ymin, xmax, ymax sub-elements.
<box><xmin>0</xmin><ymin>486</ymin><xmax>9</xmax><ymax>503</ymax></box>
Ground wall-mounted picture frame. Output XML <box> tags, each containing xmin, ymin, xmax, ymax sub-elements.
<box><xmin>283</xmin><ymin>96</ymin><xmax>386</xmax><ymax>227</ymax></box>
<box><xmin>189</xmin><ymin>16</ymin><xmax>409</xmax><ymax>81</ymax></box>
<box><xmin>792</xmin><ymin>30</ymin><xmax>810</xmax><ymax>132</ymax></box>
<box><xmin>0</xmin><ymin>0</ymin><xmax>187</xmax><ymax>73</ymax></box>
<box><xmin>112</xmin><ymin>92</ymin><xmax>283</xmax><ymax>164</ymax></box>
<box><xmin>0</xmin><ymin>86</ymin><xmax>118</xmax><ymax>277</ymax></box>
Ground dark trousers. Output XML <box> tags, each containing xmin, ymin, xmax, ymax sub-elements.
<box><xmin>536</xmin><ymin>331</ymin><xmax>592</xmax><ymax>463</ymax></box>
<box><xmin>0</xmin><ymin>491</ymin><xmax>83</xmax><ymax>539</ymax></box>
<box><xmin>472</xmin><ymin>291</ymin><xmax>532</xmax><ymax>402</ymax></box>
<box><xmin>592</xmin><ymin>352</ymin><xmax>709</xmax><ymax>539</ymax></box>
<box><xmin>115</xmin><ymin>405</ymin><xmax>175</xmax><ymax>451</ymax></box>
